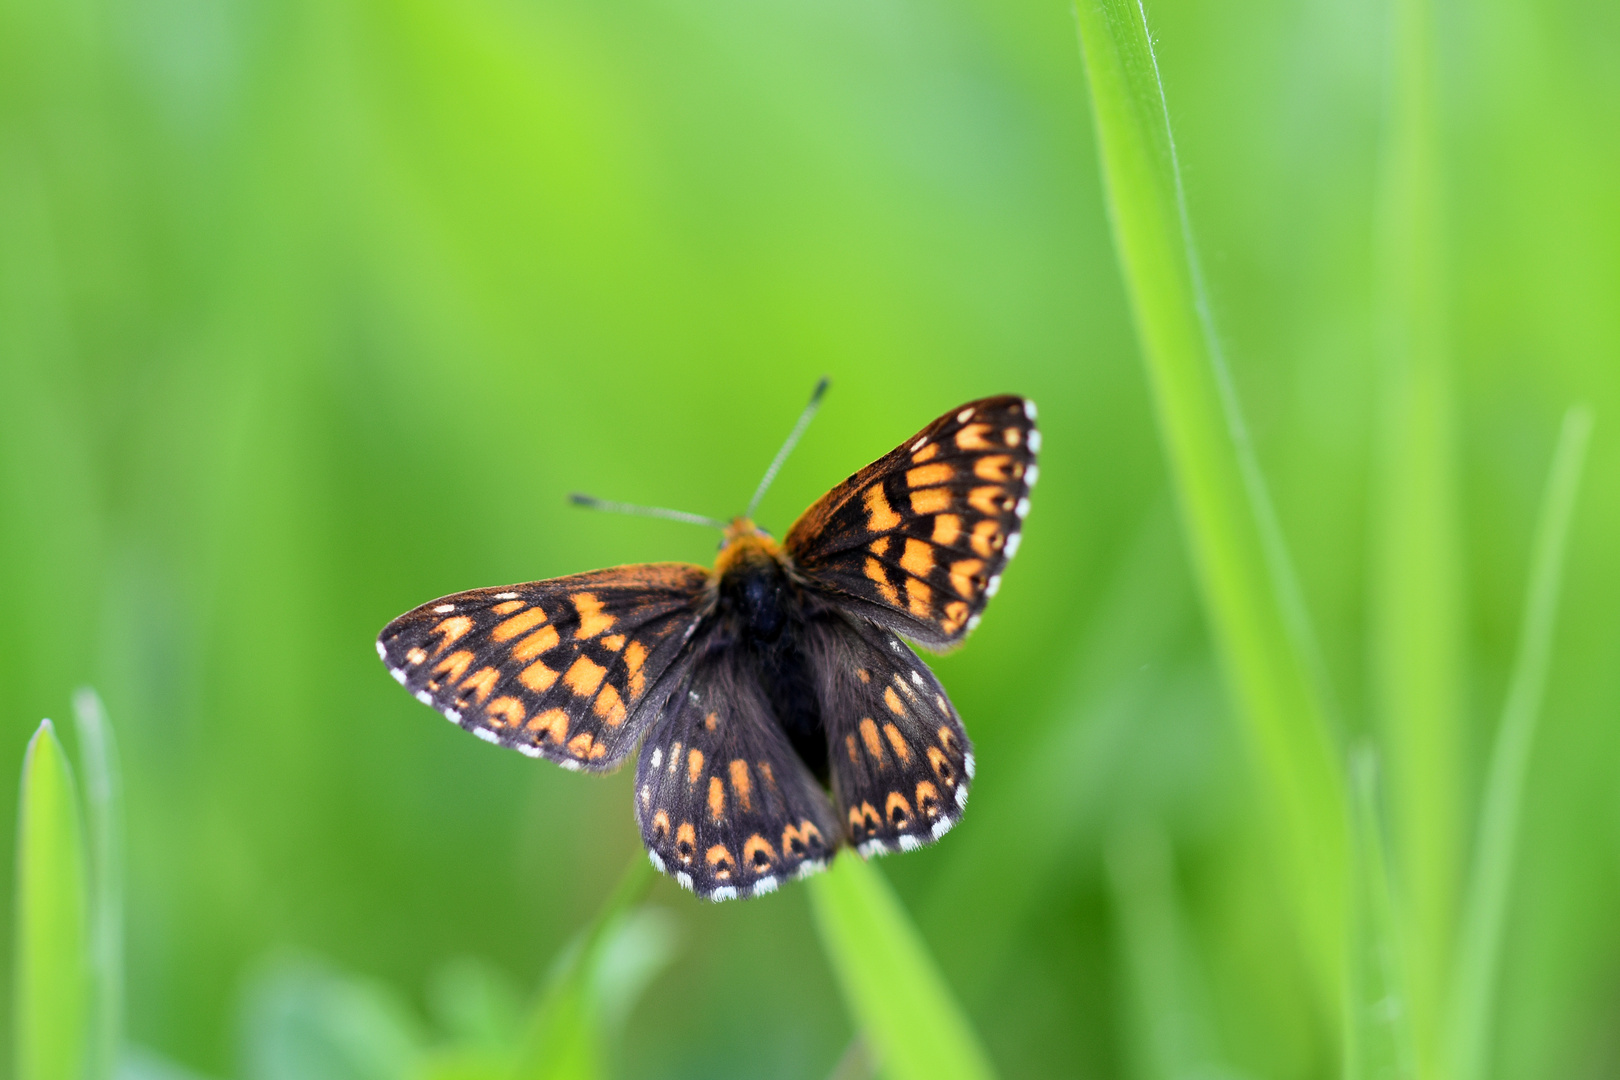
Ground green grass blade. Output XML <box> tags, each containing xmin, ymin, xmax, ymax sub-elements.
<box><xmin>808</xmin><ymin>853</ymin><xmax>995</xmax><ymax>1080</ymax></box>
<box><xmin>73</xmin><ymin>688</ymin><xmax>124</xmax><ymax>1080</ymax></box>
<box><xmin>13</xmin><ymin>719</ymin><xmax>92</xmax><ymax>1080</ymax></box>
<box><xmin>1345</xmin><ymin>750</ymin><xmax>1418</xmax><ymax>1080</ymax></box>
<box><xmin>1446</xmin><ymin>406</ymin><xmax>1593</xmax><ymax>1080</ymax></box>
<box><xmin>1071</xmin><ymin>0</ymin><xmax>1347</xmax><ymax>1004</ymax></box>
<box><xmin>1370</xmin><ymin>0</ymin><xmax>1463</xmax><ymax>1058</ymax></box>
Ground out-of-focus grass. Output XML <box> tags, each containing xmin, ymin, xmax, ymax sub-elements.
<box><xmin>13</xmin><ymin>721</ymin><xmax>90</xmax><ymax>1080</ymax></box>
<box><xmin>809</xmin><ymin>854</ymin><xmax>995</xmax><ymax>1080</ymax></box>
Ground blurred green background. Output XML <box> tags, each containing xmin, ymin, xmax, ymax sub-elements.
<box><xmin>2</xmin><ymin>0</ymin><xmax>1616</xmax><ymax>1075</ymax></box>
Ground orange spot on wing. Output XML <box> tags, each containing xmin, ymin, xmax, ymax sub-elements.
<box><xmin>512</xmin><ymin>624</ymin><xmax>560</xmax><ymax>661</ymax></box>
<box><xmin>864</xmin><ymin>558</ymin><xmax>899</xmax><ymax>605</ymax></box>
<box><xmin>429</xmin><ymin>616</ymin><xmax>474</xmax><ymax>652</ymax></box>
<box><xmin>974</xmin><ymin>455</ymin><xmax>1013</xmax><ymax>482</ymax></box>
<box><xmin>868</xmin><ymin>536</ymin><xmax>891</xmax><ymax>556</ymax></box>
<box><xmin>624</xmin><ymin>640</ymin><xmax>649</xmax><ymax>697</ymax></box>
<box><xmin>942</xmin><ymin>602</ymin><xmax>970</xmax><ymax>634</ymax></box>
<box><xmin>486</xmin><ymin>697</ymin><xmax>525</xmax><ymax>728</ymax></box>
<box><xmin>950</xmin><ymin>559</ymin><xmax>984</xmax><ymax>597</ymax></box>
<box><xmin>884</xmin><ymin>687</ymin><xmax>905</xmax><ymax>715</ymax></box>
<box><xmin>668</xmin><ymin>741</ymin><xmax>683</xmax><ymax>775</ymax></box>
<box><xmin>676</xmin><ymin>822</ymin><xmax>696</xmax><ymax>863</ymax></box>
<box><xmin>520</xmin><ymin>660</ymin><xmax>559</xmax><ymax>692</ymax></box>
<box><xmin>860</xmin><ymin>717</ymin><xmax>885</xmax><ymax>762</ymax></box>
<box><xmin>758</xmin><ymin>761</ymin><xmax>777</xmax><ymax>793</ymax></box>
<box><xmin>593</xmin><ymin>683</ymin><xmax>626</xmax><ymax>726</ymax></box>
<box><xmin>970</xmin><ymin>519</ymin><xmax>1003</xmax><ymax>557</ymax></box>
<box><xmin>744</xmin><ymin>834</ymin><xmax>775</xmax><ymax>869</ymax></box>
<box><xmin>492</xmin><ymin>600</ymin><xmax>526</xmax><ymax>615</ymax></box>
<box><xmin>729</xmin><ymin>760</ymin><xmax>753</xmax><ymax>812</ymax></box>
<box><xmin>883</xmin><ymin>723</ymin><xmax>911</xmax><ymax>764</ymax></box>
<box><xmin>430</xmin><ymin>650</ymin><xmax>474</xmax><ymax>689</ymax></box>
<box><xmin>846</xmin><ymin>734</ymin><xmax>859</xmax><ymax>764</ymax></box>
<box><xmin>863</xmin><ymin>484</ymin><xmax>901</xmax><ymax>531</ymax></box>
<box><xmin>955</xmin><ymin>423</ymin><xmax>993</xmax><ymax>450</ymax></box>
<box><xmin>703</xmin><ymin>711</ymin><xmax>718</xmax><ymax>731</ymax></box>
<box><xmin>527</xmin><ymin>708</ymin><xmax>569</xmax><ymax>743</ymax></box>
<box><xmin>706</xmin><ymin>845</ymin><xmax>735</xmax><ymax>880</ymax></box>
<box><xmin>906</xmin><ymin>462</ymin><xmax>954</xmax><ymax>488</ymax></box>
<box><xmin>1004</xmin><ymin>427</ymin><xmax>1022</xmax><ymax>446</ymax></box>
<box><xmin>457</xmin><ymin>666</ymin><xmax>500</xmax><ymax>705</ymax></box>
<box><xmin>886</xmin><ymin>791</ymin><xmax>914</xmax><ymax>826</ymax></box>
<box><xmin>928</xmin><ymin>746</ymin><xmax>957</xmax><ymax>786</ymax></box>
<box><xmin>900</xmin><ymin>538</ymin><xmax>934</xmax><ymax>577</ymax></box>
<box><xmin>601</xmin><ymin>634</ymin><xmax>626</xmax><ymax>651</ymax></box>
<box><xmin>857</xmin><ymin>668</ymin><xmax>871</xmax><ymax>683</ymax></box>
<box><xmin>911</xmin><ymin>442</ymin><xmax>940</xmax><ymax>463</ymax></box>
<box><xmin>915</xmin><ymin>780</ymin><xmax>941</xmax><ymax>816</ymax></box>
<box><xmin>905</xmin><ymin>577</ymin><xmax>932</xmax><ymax>618</ymax></box>
<box><xmin>567</xmin><ymin>732</ymin><xmax>595</xmax><ymax>759</ymax></box>
<box><xmin>909</xmin><ymin>487</ymin><xmax>952</xmax><ymax>515</ymax></box>
<box><xmin>563</xmin><ymin>656</ymin><xmax>608</xmax><ymax>698</ymax></box>
<box><xmin>571</xmin><ymin>593</ymin><xmax>616</xmax><ymax>639</ymax></box>
<box><xmin>493</xmin><ymin>608</ymin><xmax>547</xmax><ymax>641</ymax></box>
<box><xmin>938</xmin><ymin>726</ymin><xmax>960</xmax><ymax>753</ymax></box>
<box><xmin>687</xmin><ymin>748</ymin><xmax>704</xmax><ymax>785</ymax></box>
<box><xmin>969</xmin><ymin>486</ymin><xmax>1009</xmax><ymax>516</ymax></box>
<box><xmin>651</xmin><ymin>809</ymin><xmax>671</xmax><ymax>840</ymax></box>
<box><xmin>708</xmin><ymin>776</ymin><xmax>726</xmax><ymax>822</ymax></box>
<box><xmin>405</xmin><ymin>647</ymin><xmax>428</xmax><ymax>666</ymax></box>
<box><xmin>932</xmin><ymin>514</ymin><xmax>961</xmax><ymax>546</ymax></box>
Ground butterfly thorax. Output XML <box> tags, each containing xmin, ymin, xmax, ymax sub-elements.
<box><xmin>710</xmin><ymin>516</ymin><xmax>830</xmax><ymax>781</ymax></box>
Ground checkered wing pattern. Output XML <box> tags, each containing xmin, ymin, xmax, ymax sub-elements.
<box><xmin>377</xmin><ymin>564</ymin><xmax>711</xmax><ymax>771</ymax></box>
<box><xmin>785</xmin><ymin>395</ymin><xmax>1038</xmax><ymax>649</ymax></box>
<box><xmin>810</xmin><ymin>615</ymin><xmax>973</xmax><ymax>856</ymax></box>
<box><xmin>635</xmin><ymin>649</ymin><xmax>841</xmax><ymax>900</ymax></box>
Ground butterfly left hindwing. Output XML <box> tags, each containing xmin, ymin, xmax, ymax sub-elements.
<box><xmin>377</xmin><ymin>564</ymin><xmax>711</xmax><ymax>770</ymax></box>
<box><xmin>635</xmin><ymin>646</ymin><xmax>841</xmax><ymax>899</ymax></box>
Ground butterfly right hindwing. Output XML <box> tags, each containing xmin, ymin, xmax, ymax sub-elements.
<box><xmin>635</xmin><ymin>646</ymin><xmax>841</xmax><ymax>900</ymax></box>
<box><xmin>808</xmin><ymin>613</ymin><xmax>974</xmax><ymax>855</ymax></box>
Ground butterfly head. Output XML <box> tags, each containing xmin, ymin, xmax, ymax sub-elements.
<box><xmin>715</xmin><ymin>516</ymin><xmax>781</xmax><ymax>574</ymax></box>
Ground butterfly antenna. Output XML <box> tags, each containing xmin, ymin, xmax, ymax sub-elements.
<box><xmin>569</xmin><ymin>494</ymin><xmax>728</xmax><ymax>531</ymax></box>
<box><xmin>747</xmin><ymin>376</ymin><xmax>830</xmax><ymax>518</ymax></box>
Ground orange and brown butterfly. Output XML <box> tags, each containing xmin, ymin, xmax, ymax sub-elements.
<box><xmin>377</xmin><ymin>382</ymin><xmax>1038</xmax><ymax>900</ymax></box>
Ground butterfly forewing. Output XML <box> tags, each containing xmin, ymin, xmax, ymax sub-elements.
<box><xmin>785</xmin><ymin>395</ymin><xmax>1037</xmax><ymax>649</ymax></box>
<box><xmin>635</xmin><ymin>648</ymin><xmax>841</xmax><ymax>899</ymax></box>
<box><xmin>377</xmin><ymin>564</ymin><xmax>711</xmax><ymax>770</ymax></box>
<box><xmin>809</xmin><ymin>615</ymin><xmax>973</xmax><ymax>855</ymax></box>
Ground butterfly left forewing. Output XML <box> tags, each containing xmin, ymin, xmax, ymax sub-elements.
<box><xmin>378</xmin><ymin>563</ymin><xmax>711</xmax><ymax>771</ymax></box>
<box><xmin>809</xmin><ymin>614</ymin><xmax>974</xmax><ymax>856</ymax></box>
<box><xmin>785</xmin><ymin>395</ymin><xmax>1037</xmax><ymax>649</ymax></box>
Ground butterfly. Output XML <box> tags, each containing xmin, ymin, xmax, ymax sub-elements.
<box><xmin>377</xmin><ymin>385</ymin><xmax>1038</xmax><ymax>900</ymax></box>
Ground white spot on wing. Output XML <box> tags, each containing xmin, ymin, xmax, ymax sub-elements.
<box><xmin>911</xmin><ymin>437</ymin><xmax>927</xmax><ymax>452</ymax></box>
<box><xmin>1025</xmin><ymin>464</ymin><xmax>1039</xmax><ymax>487</ymax></box>
<box><xmin>1005</xmin><ymin>532</ymin><xmax>1022</xmax><ymax>557</ymax></box>
<box><xmin>648</xmin><ymin>851</ymin><xmax>666</xmax><ymax>873</ymax></box>
<box><xmin>751</xmin><ymin>875</ymin><xmax>779</xmax><ymax>896</ymax></box>
<box><xmin>957</xmin><ymin>407</ymin><xmax>974</xmax><ymax>423</ymax></box>
<box><xmin>1023</xmin><ymin>398</ymin><xmax>1037</xmax><ymax>419</ymax></box>
<box><xmin>676</xmin><ymin>872</ymin><xmax>693</xmax><ymax>891</ymax></box>
<box><xmin>650</xmin><ymin>747</ymin><xmax>662</xmax><ymax>770</ymax></box>
<box><xmin>473</xmin><ymin>727</ymin><xmax>499</xmax><ymax>744</ymax></box>
<box><xmin>796</xmin><ymin>859</ymin><xmax>826</xmax><ymax>879</ymax></box>
<box><xmin>390</xmin><ymin>668</ymin><xmax>408</xmax><ymax>685</ymax></box>
<box><xmin>434</xmin><ymin>604</ymin><xmax>455</xmax><ymax>613</ymax></box>
<box><xmin>415</xmin><ymin>691</ymin><xmax>434</xmax><ymax>705</ymax></box>
<box><xmin>375</xmin><ymin>640</ymin><xmax>388</xmax><ymax>660</ymax></box>
<box><xmin>955</xmin><ymin>784</ymin><xmax>968</xmax><ymax>807</ymax></box>
<box><xmin>493</xmin><ymin>591</ymin><xmax>519</xmax><ymax>600</ymax></box>
<box><xmin>932</xmin><ymin>816</ymin><xmax>955</xmax><ymax>839</ymax></box>
<box><xmin>966</xmin><ymin>615</ymin><xmax>981</xmax><ymax>632</ymax></box>
<box><xmin>899</xmin><ymin>834</ymin><xmax>921</xmax><ymax>851</ymax></box>
<box><xmin>910</xmin><ymin>671</ymin><xmax>924</xmax><ymax>686</ymax></box>
<box><xmin>964</xmin><ymin>752</ymin><xmax>976</xmax><ymax>779</ymax></box>
<box><xmin>516</xmin><ymin>743</ymin><xmax>542</xmax><ymax>758</ymax></box>
<box><xmin>708</xmin><ymin>886</ymin><xmax>738</xmax><ymax>902</ymax></box>
<box><xmin>444</xmin><ymin>709</ymin><xmax>462</xmax><ymax>723</ymax></box>
<box><xmin>1015</xmin><ymin>497</ymin><xmax>1030</xmax><ymax>518</ymax></box>
<box><xmin>986</xmin><ymin>575</ymin><xmax>1001</xmax><ymax>597</ymax></box>
<box><xmin>1027</xmin><ymin>428</ymin><xmax>1042</xmax><ymax>452</ymax></box>
<box><xmin>689</xmin><ymin>691</ymin><xmax>701</xmax><ymax>704</ymax></box>
<box><xmin>560</xmin><ymin>759</ymin><xmax>582</xmax><ymax>772</ymax></box>
<box><xmin>890</xmin><ymin>638</ymin><xmax>903</xmax><ymax>652</ymax></box>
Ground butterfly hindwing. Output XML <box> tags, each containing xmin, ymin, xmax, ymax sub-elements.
<box><xmin>378</xmin><ymin>564</ymin><xmax>711</xmax><ymax>771</ymax></box>
<box><xmin>785</xmin><ymin>395</ymin><xmax>1037</xmax><ymax>649</ymax></box>
<box><xmin>810</xmin><ymin>614</ymin><xmax>973</xmax><ymax>855</ymax></box>
<box><xmin>635</xmin><ymin>647</ymin><xmax>841</xmax><ymax>900</ymax></box>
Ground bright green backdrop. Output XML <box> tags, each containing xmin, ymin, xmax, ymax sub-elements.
<box><xmin>2</xmin><ymin>0</ymin><xmax>1616</xmax><ymax>1076</ymax></box>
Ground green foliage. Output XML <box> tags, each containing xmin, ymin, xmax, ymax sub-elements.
<box><xmin>809</xmin><ymin>854</ymin><xmax>995</xmax><ymax>1080</ymax></box>
<box><xmin>14</xmin><ymin>722</ymin><xmax>91</xmax><ymax>1080</ymax></box>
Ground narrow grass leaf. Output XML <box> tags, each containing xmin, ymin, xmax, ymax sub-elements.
<box><xmin>1345</xmin><ymin>750</ymin><xmax>1417</xmax><ymax>1080</ymax></box>
<box><xmin>1370</xmin><ymin>0</ymin><xmax>1463</xmax><ymax>1059</ymax></box>
<box><xmin>808</xmin><ymin>852</ymin><xmax>995</xmax><ymax>1080</ymax></box>
<box><xmin>14</xmin><ymin>719</ymin><xmax>92</xmax><ymax>1080</ymax></box>
<box><xmin>74</xmin><ymin>688</ymin><xmax>125</xmax><ymax>1080</ymax></box>
<box><xmin>1446</xmin><ymin>405</ymin><xmax>1593</xmax><ymax>1080</ymax></box>
<box><xmin>1071</xmin><ymin>0</ymin><xmax>1347</xmax><ymax>1004</ymax></box>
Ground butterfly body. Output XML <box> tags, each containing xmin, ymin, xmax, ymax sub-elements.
<box><xmin>378</xmin><ymin>395</ymin><xmax>1038</xmax><ymax>899</ymax></box>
